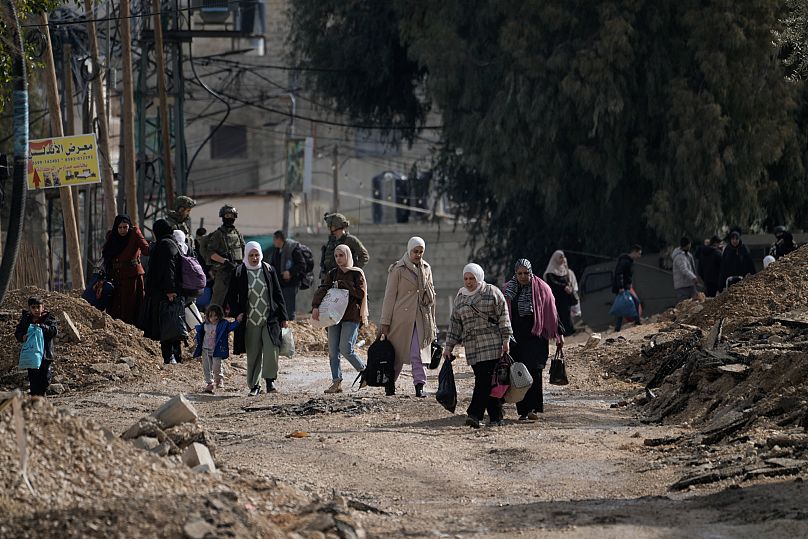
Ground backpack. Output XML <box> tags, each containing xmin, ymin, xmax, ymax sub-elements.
<box><xmin>297</xmin><ymin>243</ymin><xmax>315</xmax><ymax>290</ymax></box>
<box><xmin>363</xmin><ymin>335</ymin><xmax>396</xmax><ymax>387</ymax></box>
<box><xmin>179</xmin><ymin>250</ymin><xmax>207</xmax><ymax>293</ymax></box>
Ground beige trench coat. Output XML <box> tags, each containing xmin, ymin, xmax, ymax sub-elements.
<box><xmin>380</xmin><ymin>260</ymin><xmax>436</xmax><ymax>370</ymax></box>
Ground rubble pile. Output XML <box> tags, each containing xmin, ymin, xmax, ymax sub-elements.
<box><xmin>0</xmin><ymin>287</ymin><xmax>162</xmax><ymax>393</ymax></box>
<box><xmin>610</xmin><ymin>247</ymin><xmax>808</xmax><ymax>491</ymax></box>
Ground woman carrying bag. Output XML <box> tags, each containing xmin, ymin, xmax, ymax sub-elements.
<box><xmin>504</xmin><ymin>258</ymin><xmax>564</xmax><ymax>420</ymax></box>
<box><xmin>379</xmin><ymin>236</ymin><xmax>437</xmax><ymax>397</ymax></box>
<box><xmin>543</xmin><ymin>250</ymin><xmax>578</xmax><ymax>336</ymax></box>
<box><xmin>312</xmin><ymin>244</ymin><xmax>368</xmax><ymax>394</ymax></box>
<box><xmin>443</xmin><ymin>263</ymin><xmax>513</xmax><ymax>428</ymax></box>
<box><xmin>102</xmin><ymin>214</ymin><xmax>150</xmax><ymax>324</ymax></box>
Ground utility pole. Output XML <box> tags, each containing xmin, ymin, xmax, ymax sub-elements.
<box><xmin>84</xmin><ymin>0</ymin><xmax>116</xmax><ymax>230</ymax></box>
<box><xmin>332</xmin><ymin>144</ymin><xmax>340</xmax><ymax>212</ymax></box>
<box><xmin>63</xmin><ymin>44</ymin><xmax>81</xmax><ymax>231</ymax></box>
<box><xmin>151</xmin><ymin>0</ymin><xmax>175</xmax><ymax>209</ymax></box>
<box><xmin>40</xmin><ymin>13</ymin><xmax>85</xmax><ymax>289</ymax></box>
<box><xmin>120</xmin><ymin>0</ymin><xmax>139</xmax><ymax>227</ymax></box>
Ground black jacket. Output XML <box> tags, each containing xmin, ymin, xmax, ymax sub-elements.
<box><xmin>612</xmin><ymin>254</ymin><xmax>634</xmax><ymax>293</ymax></box>
<box><xmin>226</xmin><ymin>262</ymin><xmax>288</xmax><ymax>354</ymax></box>
<box><xmin>15</xmin><ymin>311</ymin><xmax>58</xmax><ymax>361</ymax></box>
<box><xmin>770</xmin><ymin>233</ymin><xmax>797</xmax><ymax>260</ymax></box>
<box><xmin>698</xmin><ymin>245</ymin><xmax>723</xmax><ymax>286</ymax></box>
<box><xmin>269</xmin><ymin>240</ymin><xmax>306</xmax><ymax>287</ymax></box>
<box><xmin>719</xmin><ymin>242</ymin><xmax>756</xmax><ymax>291</ymax></box>
<box><xmin>145</xmin><ymin>237</ymin><xmax>181</xmax><ymax>297</ymax></box>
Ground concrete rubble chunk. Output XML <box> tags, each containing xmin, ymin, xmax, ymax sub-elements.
<box><xmin>132</xmin><ymin>436</ymin><xmax>160</xmax><ymax>451</ymax></box>
<box><xmin>46</xmin><ymin>383</ymin><xmax>65</xmax><ymax>395</ymax></box>
<box><xmin>59</xmin><ymin>311</ymin><xmax>81</xmax><ymax>343</ymax></box>
<box><xmin>192</xmin><ymin>463</ymin><xmax>215</xmax><ymax>474</ymax></box>
<box><xmin>117</xmin><ymin>356</ymin><xmax>136</xmax><ymax>368</ymax></box>
<box><xmin>152</xmin><ymin>394</ymin><xmax>198</xmax><ymax>428</ymax></box>
<box><xmin>183</xmin><ymin>518</ymin><xmax>215</xmax><ymax>539</ymax></box>
<box><xmin>585</xmin><ymin>333</ymin><xmax>602</xmax><ymax>349</ymax></box>
<box><xmin>182</xmin><ymin>442</ymin><xmax>215</xmax><ymax>471</ymax></box>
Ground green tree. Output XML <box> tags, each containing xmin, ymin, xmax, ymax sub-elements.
<box><xmin>290</xmin><ymin>0</ymin><xmax>804</xmax><ymax>273</ymax></box>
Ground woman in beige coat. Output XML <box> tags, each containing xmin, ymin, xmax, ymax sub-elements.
<box><xmin>379</xmin><ymin>237</ymin><xmax>437</xmax><ymax>397</ymax></box>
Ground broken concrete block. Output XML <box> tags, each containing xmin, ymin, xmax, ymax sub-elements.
<box><xmin>132</xmin><ymin>436</ymin><xmax>160</xmax><ymax>451</ymax></box>
<box><xmin>192</xmin><ymin>463</ymin><xmax>216</xmax><ymax>474</ymax></box>
<box><xmin>59</xmin><ymin>311</ymin><xmax>81</xmax><ymax>343</ymax></box>
<box><xmin>152</xmin><ymin>394</ymin><xmax>198</xmax><ymax>428</ymax></box>
<box><xmin>585</xmin><ymin>333</ymin><xmax>602</xmax><ymax>349</ymax></box>
<box><xmin>182</xmin><ymin>442</ymin><xmax>215</xmax><ymax>471</ymax></box>
<box><xmin>46</xmin><ymin>383</ymin><xmax>66</xmax><ymax>395</ymax></box>
<box><xmin>117</xmin><ymin>356</ymin><xmax>136</xmax><ymax>368</ymax></box>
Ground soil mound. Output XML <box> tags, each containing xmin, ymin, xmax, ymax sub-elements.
<box><xmin>0</xmin><ymin>287</ymin><xmax>163</xmax><ymax>393</ymax></box>
<box><xmin>289</xmin><ymin>318</ymin><xmax>377</xmax><ymax>354</ymax></box>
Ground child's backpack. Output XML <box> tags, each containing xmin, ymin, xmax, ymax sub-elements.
<box><xmin>18</xmin><ymin>324</ymin><xmax>44</xmax><ymax>370</ymax></box>
<box><xmin>362</xmin><ymin>335</ymin><xmax>395</xmax><ymax>387</ymax></box>
<box><xmin>297</xmin><ymin>243</ymin><xmax>316</xmax><ymax>290</ymax></box>
<box><xmin>179</xmin><ymin>251</ymin><xmax>207</xmax><ymax>294</ymax></box>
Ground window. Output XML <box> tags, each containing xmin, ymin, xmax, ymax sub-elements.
<box><xmin>582</xmin><ymin>271</ymin><xmax>614</xmax><ymax>295</ymax></box>
<box><xmin>210</xmin><ymin>125</ymin><xmax>247</xmax><ymax>159</ymax></box>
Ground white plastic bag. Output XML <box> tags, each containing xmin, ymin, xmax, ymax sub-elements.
<box><xmin>185</xmin><ymin>303</ymin><xmax>203</xmax><ymax>330</ymax></box>
<box><xmin>570</xmin><ymin>304</ymin><xmax>582</xmax><ymax>318</ymax></box>
<box><xmin>312</xmin><ymin>287</ymin><xmax>350</xmax><ymax>328</ymax></box>
<box><xmin>280</xmin><ymin>328</ymin><xmax>295</xmax><ymax>358</ymax></box>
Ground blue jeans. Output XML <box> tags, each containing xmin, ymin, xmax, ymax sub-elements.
<box><xmin>327</xmin><ymin>321</ymin><xmax>366</xmax><ymax>381</ymax></box>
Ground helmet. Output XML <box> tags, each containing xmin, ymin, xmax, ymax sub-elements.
<box><xmin>175</xmin><ymin>195</ymin><xmax>196</xmax><ymax>209</ymax></box>
<box><xmin>324</xmin><ymin>212</ymin><xmax>349</xmax><ymax>229</ymax></box>
<box><xmin>219</xmin><ymin>205</ymin><xmax>238</xmax><ymax>218</ymax></box>
<box><xmin>774</xmin><ymin>225</ymin><xmax>787</xmax><ymax>236</ymax></box>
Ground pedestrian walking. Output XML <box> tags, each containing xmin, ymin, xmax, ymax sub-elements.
<box><xmin>379</xmin><ymin>236</ymin><xmax>437</xmax><ymax>397</ymax></box>
<box><xmin>207</xmin><ymin>205</ymin><xmax>246</xmax><ymax>308</ymax></box>
<box><xmin>227</xmin><ymin>241</ymin><xmax>289</xmax><ymax>396</ymax></box>
<box><xmin>192</xmin><ymin>304</ymin><xmax>240</xmax><ymax>393</ymax></box>
<box><xmin>698</xmin><ymin>236</ymin><xmax>723</xmax><ymax>297</ymax></box>
<box><xmin>319</xmin><ymin>213</ymin><xmax>369</xmax><ymax>280</ymax></box>
<box><xmin>15</xmin><ymin>297</ymin><xmax>58</xmax><ymax>396</ymax></box>
<box><xmin>719</xmin><ymin>230</ymin><xmax>756</xmax><ymax>292</ymax></box>
<box><xmin>443</xmin><ymin>263</ymin><xmax>513</xmax><ymax>428</ymax></box>
<box><xmin>312</xmin><ymin>244</ymin><xmax>368</xmax><ymax>394</ymax></box>
<box><xmin>101</xmin><ymin>214</ymin><xmax>150</xmax><ymax>324</ymax></box>
<box><xmin>270</xmin><ymin>230</ymin><xmax>306</xmax><ymax>320</ymax></box>
<box><xmin>542</xmin><ymin>250</ymin><xmax>578</xmax><ymax>336</ymax></box>
<box><xmin>612</xmin><ymin>244</ymin><xmax>643</xmax><ymax>331</ymax></box>
<box><xmin>504</xmin><ymin>259</ymin><xmax>564</xmax><ymax>420</ymax></box>
<box><xmin>672</xmin><ymin>237</ymin><xmax>699</xmax><ymax>302</ymax></box>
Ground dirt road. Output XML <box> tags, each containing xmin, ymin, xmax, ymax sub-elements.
<box><xmin>49</xmin><ymin>327</ymin><xmax>807</xmax><ymax>538</ymax></box>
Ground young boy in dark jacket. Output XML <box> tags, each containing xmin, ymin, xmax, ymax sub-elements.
<box><xmin>193</xmin><ymin>304</ymin><xmax>239</xmax><ymax>393</ymax></box>
<box><xmin>15</xmin><ymin>296</ymin><xmax>58</xmax><ymax>396</ymax></box>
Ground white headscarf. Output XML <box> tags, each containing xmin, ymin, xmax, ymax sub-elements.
<box><xmin>243</xmin><ymin>241</ymin><xmax>263</xmax><ymax>269</ymax></box>
<box><xmin>399</xmin><ymin>236</ymin><xmax>435</xmax><ymax>347</ymax></box>
<box><xmin>459</xmin><ymin>263</ymin><xmax>485</xmax><ymax>296</ymax></box>
<box><xmin>543</xmin><ymin>249</ymin><xmax>579</xmax><ymax>293</ymax></box>
<box><xmin>172</xmin><ymin>230</ymin><xmax>188</xmax><ymax>255</ymax></box>
<box><xmin>407</xmin><ymin>236</ymin><xmax>426</xmax><ymax>258</ymax></box>
<box><xmin>335</xmin><ymin>244</ymin><xmax>369</xmax><ymax>324</ymax></box>
<box><xmin>763</xmin><ymin>255</ymin><xmax>775</xmax><ymax>268</ymax></box>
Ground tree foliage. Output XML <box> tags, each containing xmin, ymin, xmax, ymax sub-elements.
<box><xmin>289</xmin><ymin>0</ymin><xmax>808</xmax><ymax>271</ymax></box>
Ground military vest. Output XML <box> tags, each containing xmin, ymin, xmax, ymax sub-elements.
<box><xmin>208</xmin><ymin>225</ymin><xmax>245</xmax><ymax>267</ymax></box>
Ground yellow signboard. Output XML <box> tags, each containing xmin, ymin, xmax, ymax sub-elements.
<box><xmin>27</xmin><ymin>134</ymin><xmax>102</xmax><ymax>190</ymax></box>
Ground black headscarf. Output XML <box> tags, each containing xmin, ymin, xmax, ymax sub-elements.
<box><xmin>153</xmin><ymin>219</ymin><xmax>173</xmax><ymax>241</ymax></box>
<box><xmin>101</xmin><ymin>214</ymin><xmax>133</xmax><ymax>263</ymax></box>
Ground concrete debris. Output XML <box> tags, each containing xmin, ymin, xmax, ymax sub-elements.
<box><xmin>132</xmin><ymin>436</ymin><xmax>160</xmax><ymax>451</ymax></box>
<box><xmin>59</xmin><ymin>311</ymin><xmax>81</xmax><ymax>343</ymax></box>
<box><xmin>585</xmin><ymin>333</ymin><xmax>602</xmax><ymax>349</ymax></box>
<box><xmin>182</xmin><ymin>442</ymin><xmax>216</xmax><ymax>472</ymax></box>
<box><xmin>152</xmin><ymin>394</ymin><xmax>198</xmax><ymax>428</ymax></box>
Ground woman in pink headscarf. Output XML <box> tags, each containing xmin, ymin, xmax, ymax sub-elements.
<box><xmin>504</xmin><ymin>258</ymin><xmax>564</xmax><ymax>420</ymax></box>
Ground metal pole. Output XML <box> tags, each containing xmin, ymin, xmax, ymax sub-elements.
<box><xmin>40</xmin><ymin>12</ymin><xmax>85</xmax><ymax>289</ymax></box>
<box><xmin>332</xmin><ymin>144</ymin><xmax>339</xmax><ymax>212</ymax></box>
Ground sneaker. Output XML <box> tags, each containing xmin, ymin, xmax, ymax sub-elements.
<box><xmin>324</xmin><ymin>380</ymin><xmax>342</xmax><ymax>394</ymax></box>
<box><xmin>248</xmin><ymin>385</ymin><xmax>261</xmax><ymax>397</ymax></box>
<box><xmin>415</xmin><ymin>383</ymin><xmax>426</xmax><ymax>398</ymax></box>
<box><xmin>465</xmin><ymin>416</ymin><xmax>481</xmax><ymax>429</ymax></box>
<box><xmin>169</xmin><ymin>358</ymin><xmax>177</xmax><ymax>365</ymax></box>
<box><xmin>527</xmin><ymin>411</ymin><xmax>540</xmax><ymax>421</ymax></box>
<box><xmin>203</xmin><ymin>383</ymin><xmax>215</xmax><ymax>394</ymax></box>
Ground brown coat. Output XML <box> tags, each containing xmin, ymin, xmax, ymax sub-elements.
<box><xmin>312</xmin><ymin>267</ymin><xmax>365</xmax><ymax>323</ymax></box>
<box><xmin>380</xmin><ymin>260</ymin><xmax>436</xmax><ymax>370</ymax></box>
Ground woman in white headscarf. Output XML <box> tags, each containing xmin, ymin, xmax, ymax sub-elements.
<box><xmin>543</xmin><ymin>250</ymin><xmax>578</xmax><ymax>336</ymax></box>
<box><xmin>379</xmin><ymin>236</ymin><xmax>437</xmax><ymax>397</ymax></box>
<box><xmin>312</xmin><ymin>244</ymin><xmax>369</xmax><ymax>394</ymax></box>
<box><xmin>443</xmin><ymin>263</ymin><xmax>513</xmax><ymax>428</ymax></box>
<box><xmin>226</xmin><ymin>241</ymin><xmax>289</xmax><ymax>396</ymax></box>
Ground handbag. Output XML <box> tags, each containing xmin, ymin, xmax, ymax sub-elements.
<box><xmin>490</xmin><ymin>352</ymin><xmax>513</xmax><ymax>398</ymax></box>
<box><xmin>428</xmin><ymin>340</ymin><xmax>443</xmax><ymax>369</ymax></box>
<box><xmin>549</xmin><ymin>348</ymin><xmax>569</xmax><ymax>385</ymax></box>
<box><xmin>503</xmin><ymin>361</ymin><xmax>534</xmax><ymax>403</ymax></box>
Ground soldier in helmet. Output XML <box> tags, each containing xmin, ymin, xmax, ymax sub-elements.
<box><xmin>769</xmin><ymin>225</ymin><xmax>797</xmax><ymax>260</ymax></box>
<box><xmin>166</xmin><ymin>195</ymin><xmax>196</xmax><ymax>253</ymax></box>
<box><xmin>207</xmin><ymin>204</ymin><xmax>246</xmax><ymax>307</ymax></box>
<box><xmin>320</xmin><ymin>213</ymin><xmax>369</xmax><ymax>281</ymax></box>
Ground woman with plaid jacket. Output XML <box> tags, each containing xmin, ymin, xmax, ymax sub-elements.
<box><xmin>443</xmin><ymin>263</ymin><xmax>513</xmax><ymax>428</ymax></box>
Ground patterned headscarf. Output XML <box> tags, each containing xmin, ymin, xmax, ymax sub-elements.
<box><xmin>505</xmin><ymin>259</ymin><xmax>535</xmax><ymax>316</ymax></box>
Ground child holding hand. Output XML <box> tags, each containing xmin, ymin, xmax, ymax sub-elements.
<box><xmin>193</xmin><ymin>304</ymin><xmax>239</xmax><ymax>393</ymax></box>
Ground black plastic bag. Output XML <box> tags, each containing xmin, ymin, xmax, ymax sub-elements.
<box><xmin>435</xmin><ymin>358</ymin><xmax>457</xmax><ymax>413</ymax></box>
<box><xmin>549</xmin><ymin>348</ymin><xmax>569</xmax><ymax>385</ymax></box>
<box><xmin>159</xmin><ymin>297</ymin><xmax>188</xmax><ymax>342</ymax></box>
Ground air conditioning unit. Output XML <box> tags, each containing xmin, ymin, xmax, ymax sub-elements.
<box><xmin>191</xmin><ymin>0</ymin><xmax>231</xmax><ymax>25</ymax></box>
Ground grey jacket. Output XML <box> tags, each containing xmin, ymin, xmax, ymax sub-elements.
<box><xmin>672</xmin><ymin>247</ymin><xmax>697</xmax><ymax>289</ymax></box>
